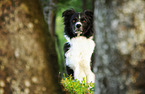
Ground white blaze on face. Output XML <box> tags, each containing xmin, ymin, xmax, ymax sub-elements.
<box><xmin>75</xmin><ymin>22</ymin><xmax>82</xmax><ymax>28</ymax></box>
<box><xmin>75</xmin><ymin>13</ymin><xmax>83</xmax><ymax>32</ymax></box>
<box><xmin>79</xmin><ymin>13</ymin><xmax>81</xmax><ymax>19</ymax></box>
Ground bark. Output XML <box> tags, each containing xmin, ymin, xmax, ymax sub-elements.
<box><xmin>94</xmin><ymin>0</ymin><xmax>145</xmax><ymax>94</ymax></box>
<box><xmin>48</xmin><ymin>0</ymin><xmax>57</xmax><ymax>37</ymax></box>
<box><xmin>0</xmin><ymin>0</ymin><xmax>64</xmax><ymax>94</ymax></box>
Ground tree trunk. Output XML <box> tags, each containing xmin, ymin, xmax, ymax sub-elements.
<box><xmin>0</xmin><ymin>0</ymin><xmax>64</xmax><ymax>94</ymax></box>
<box><xmin>48</xmin><ymin>0</ymin><xmax>57</xmax><ymax>37</ymax></box>
<box><xmin>82</xmin><ymin>0</ymin><xmax>87</xmax><ymax>11</ymax></box>
<box><xmin>47</xmin><ymin>0</ymin><xmax>65</xmax><ymax>73</ymax></box>
<box><xmin>94</xmin><ymin>0</ymin><xmax>145</xmax><ymax>94</ymax></box>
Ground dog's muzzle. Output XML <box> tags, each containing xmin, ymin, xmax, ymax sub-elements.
<box><xmin>75</xmin><ymin>22</ymin><xmax>83</xmax><ymax>34</ymax></box>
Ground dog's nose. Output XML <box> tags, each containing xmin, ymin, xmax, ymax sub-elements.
<box><xmin>76</xmin><ymin>24</ymin><xmax>81</xmax><ymax>28</ymax></box>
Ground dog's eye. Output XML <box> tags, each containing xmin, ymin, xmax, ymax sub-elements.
<box><xmin>81</xmin><ymin>19</ymin><xmax>86</xmax><ymax>23</ymax></box>
<box><xmin>72</xmin><ymin>20</ymin><xmax>76</xmax><ymax>23</ymax></box>
<box><xmin>72</xmin><ymin>19</ymin><xmax>77</xmax><ymax>23</ymax></box>
<box><xmin>83</xmin><ymin>20</ymin><xmax>86</xmax><ymax>23</ymax></box>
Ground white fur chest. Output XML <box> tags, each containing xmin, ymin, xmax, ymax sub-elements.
<box><xmin>65</xmin><ymin>36</ymin><xmax>95</xmax><ymax>83</ymax></box>
<box><xmin>65</xmin><ymin>36</ymin><xmax>95</xmax><ymax>69</ymax></box>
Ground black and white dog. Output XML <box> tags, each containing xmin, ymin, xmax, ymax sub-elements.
<box><xmin>62</xmin><ymin>9</ymin><xmax>95</xmax><ymax>83</ymax></box>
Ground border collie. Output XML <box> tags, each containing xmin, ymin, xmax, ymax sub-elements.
<box><xmin>62</xmin><ymin>9</ymin><xmax>95</xmax><ymax>83</ymax></box>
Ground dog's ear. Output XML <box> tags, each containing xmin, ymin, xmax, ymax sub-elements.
<box><xmin>84</xmin><ymin>10</ymin><xmax>93</xmax><ymax>17</ymax></box>
<box><xmin>62</xmin><ymin>9</ymin><xmax>75</xmax><ymax>17</ymax></box>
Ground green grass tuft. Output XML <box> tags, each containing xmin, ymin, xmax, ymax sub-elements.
<box><xmin>61</xmin><ymin>75</ymin><xmax>94</xmax><ymax>94</ymax></box>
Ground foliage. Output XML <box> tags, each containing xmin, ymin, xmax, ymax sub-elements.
<box><xmin>61</xmin><ymin>75</ymin><xmax>94</xmax><ymax>94</ymax></box>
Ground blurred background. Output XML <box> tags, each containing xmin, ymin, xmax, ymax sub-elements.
<box><xmin>0</xmin><ymin>0</ymin><xmax>145</xmax><ymax>94</ymax></box>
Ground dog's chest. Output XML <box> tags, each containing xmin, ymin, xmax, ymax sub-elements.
<box><xmin>70</xmin><ymin>37</ymin><xmax>95</xmax><ymax>55</ymax></box>
<box><xmin>65</xmin><ymin>36</ymin><xmax>95</xmax><ymax>69</ymax></box>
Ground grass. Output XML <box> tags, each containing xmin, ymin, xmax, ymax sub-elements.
<box><xmin>61</xmin><ymin>75</ymin><xmax>95</xmax><ymax>94</ymax></box>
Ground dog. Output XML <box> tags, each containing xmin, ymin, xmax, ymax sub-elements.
<box><xmin>62</xmin><ymin>9</ymin><xmax>95</xmax><ymax>83</ymax></box>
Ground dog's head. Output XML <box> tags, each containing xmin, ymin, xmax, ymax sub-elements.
<box><xmin>62</xmin><ymin>9</ymin><xmax>93</xmax><ymax>38</ymax></box>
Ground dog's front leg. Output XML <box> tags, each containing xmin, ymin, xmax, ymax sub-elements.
<box><xmin>86</xmin><ymin>70</ymin><xmax>95</xmax><ymax>83</ymax></box>
<box><xmin>74</xmin><ymin>66</ymin><xmax>86</xmax><ymax>82</ymax></box>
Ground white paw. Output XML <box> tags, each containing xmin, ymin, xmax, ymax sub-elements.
<box><xmin>87</xmin><ymin>72</ymin><xmax>95</xmax><ymax>83</ymax></box>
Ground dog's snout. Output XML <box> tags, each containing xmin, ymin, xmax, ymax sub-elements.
<box><xmin>75</xmin><ymin>22</ymin><xmax>82</xmax><ymax>31</ymax></box>
<box><xmin>76</xmin><ymin>24</ymin><xmax>81</xmax><ymax>28</ymax></box>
